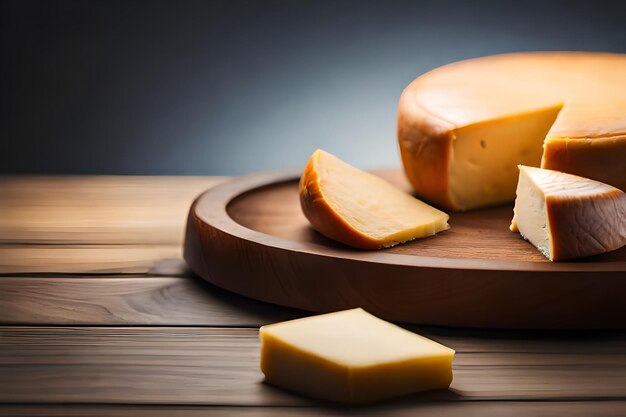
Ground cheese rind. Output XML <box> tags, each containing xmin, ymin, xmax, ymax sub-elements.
<box><xmin>299</xmin><ymin>149</ymin><xmax>449</xmax><ymax>249</ymax></box>
<box><xmin>511</xmin><ymin>166</ymin><xmax>626</xmax><ymax>261</ymax></box>
<box><xmin>541</xmin><ymin>135</ymin><xmax>626</xmax><ymax>191</ymax></box>
<box><xmin>398</xmin><ymin>52</ymin><xmax>626</xmax><ymax>211</ymax></box>
<box><xmin>260</xmin><ymin>308</ymin><xmax>455</xmax><ymax>404</ymax></box>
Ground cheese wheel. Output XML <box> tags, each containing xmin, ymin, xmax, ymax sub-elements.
<box><xmin>398</xmin><ymin>52</ymin><xmax>626</xmax><ymax>211</ymax></box>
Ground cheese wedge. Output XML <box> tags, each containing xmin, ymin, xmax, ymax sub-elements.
<box><xmin>299</xmin><ymin>149</ymin><xmax>449</xmax><ymax>249</ymax></box>
<box><xmin>398</xmin><ymin>52</ymin><xmax>626</xmax><ymax>211</ymax></box>
<box><xmin>260</xmin><ymin>308</ymin><xmax>455</xmax><ymax>404</ymax></box>
<box><xmin>511</xmin><ymin>166</ymin><xmax>626</xmax><ymax>261</ymax></box>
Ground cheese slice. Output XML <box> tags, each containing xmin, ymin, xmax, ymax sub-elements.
<box><xmin>511</xmin><ymin>165</ymin><xmax>626</xmax><ymax>261</ymax></box>
<box><xmin>299</xmin><ymin>149</ymin><xmax>449</xmax><ymax>249</ymax></box>
<box><xmin>398</xmin><ymin>52</ymin><xmax>626</xmax><ymax>211</ymax></box>
<box><xmin>260</xmin><ymin>308</ymin><xmax>455</xmax><ymax>404</ymax></box>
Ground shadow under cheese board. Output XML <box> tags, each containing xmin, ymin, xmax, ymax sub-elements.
<box><xmin>184</xmin><ymin>169</ymin><xmax>626</xmax><ymax>329</ymax></box>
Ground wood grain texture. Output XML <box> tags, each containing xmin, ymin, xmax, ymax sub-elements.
<box><xmin>0</xmin><ymin>245</ymin><xmax>181</xmax><ymax>274</ymax></box>
<box><xmin>1</xmin><ymin>327</ymin><xmax>626</xmax><ymax>405</ymax></box>
<box><xmin>4</xmin><ymin>402</ymin><xmax>626</xmax><ymax>417</ymax></box>
<box><xmin>184</xmin><ymin>170</ymin><xmax>626</xmax><ymax>329</ymax></box>
<box><xmin>0</xmin><ymin>176</ymin><xmax>224</xmax><ymax>245</ymax></box>
<box><xmin>0</xmin><ymin>276</ymin><xmax>301</xmax><ymax>326</ymax></box>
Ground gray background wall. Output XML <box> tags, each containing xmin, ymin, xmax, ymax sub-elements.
<box><xmin>2</xmin><ymin>0</ymin><xmax>625</xmax><ymax>175</ymax></box>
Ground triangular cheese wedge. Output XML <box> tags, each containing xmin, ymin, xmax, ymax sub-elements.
<box><xmin>299</xmin><ymin>149</ymin><xmax>449</xmax><ymax>249</ymax></box>
<box><xmin>511</xmin><ymin>166</ymin><xmax>626</xmax><ymax>261</ymax></box>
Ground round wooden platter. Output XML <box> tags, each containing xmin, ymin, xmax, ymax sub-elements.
<box><xmin>184</xmin><ymin>169</ymin><xmax>626</xmax><ymax>329</ymax></box>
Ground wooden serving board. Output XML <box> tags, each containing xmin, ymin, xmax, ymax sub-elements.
<box><xmin>184</xmin><ymin>170</ymin><xmax>626</xmax><ymax>329</ymax></box>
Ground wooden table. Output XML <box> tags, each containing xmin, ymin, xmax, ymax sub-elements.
<box><xmin>1</xmin><ymin>176</ymin><xmax>625</xmax><ymax>416</ymax></box>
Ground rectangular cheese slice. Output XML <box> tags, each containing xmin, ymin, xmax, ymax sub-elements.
<box><xmin>260</xmin><ymin>308</ymin><xmax>455</xmax><ymax>404</ymax></box>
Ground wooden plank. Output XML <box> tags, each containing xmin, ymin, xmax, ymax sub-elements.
<box><xmin>453</xmin><ymin>352</ymin><xmax>626</xmax><ymax>366</ymax></box>
<box><xmin>0</xmin><ymin>277</ymin><xmax>301</xmax><ymax>326</ymax></box>
<box><xmin>0</xmin><ymin>327</ymin><xmax>296</xmax><ymax>406</ymax></box>
<box><xmin>0</xmin><ymin>245</ymin><xmax>181</xmax><ymax>274</ymax></box>
<box><xmin>3</xmin><ymin>277</ymin><xmax>626</xmax><ymax>347</ymax></box>
<box><xmin>0</xmin><ymin>176</ymin><xmax>225</xmax><ymax>245</ymax></box>
<box><xmin>1</xmin><ymin>327</ymin><xmax>626</xmax><ymax>405</ymax></box>
<box><xmin>421</xmin><ymin>328</ymin><xmax>626</xmax><ymax>354</ymax></box>
<box><xmin>3</xmin><ymin>402</ymin><xmax>626</xmax><ymax>416</ymax></box>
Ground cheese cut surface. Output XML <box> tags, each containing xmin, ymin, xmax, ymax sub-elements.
<box><xmin>398</xmin><ymin>52</ymin><xmax>626</xmax><ymax>211</ymax></box>
<box><xmin>260</xmin><ymin>308</ymin><xmax>455</xmax><ymax>404</ymax></box>
<box><xmin>511</xmin><ymin>166</ymin><xmax>626</xmax><ymax>261</ymax></box>
<box><xmin>299</xmin><ymin>149</ymin><xmax>449</xmax><ymax>249</ymax></box>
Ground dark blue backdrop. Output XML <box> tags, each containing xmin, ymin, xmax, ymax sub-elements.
<box><xmin>2</xmin><ymin>0</ymin><xmax>625</xmax><ymax>175</ymax></box>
